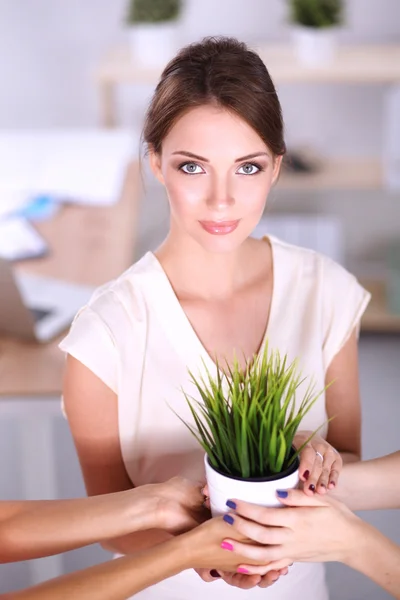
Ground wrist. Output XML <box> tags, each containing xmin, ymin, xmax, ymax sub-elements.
<box><xmin>343</xmin><ymin>519</ymin><xmax>375</xmax><ymax>570</ymax></box>
<box><xmin>121</xmin><ymin>485</ymin><xmax>162</xmax><ymax>533</ymax></box>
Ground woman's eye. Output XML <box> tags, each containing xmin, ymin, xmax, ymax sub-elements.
<box><xmin>237</xmin><ymin>163</ymin><xmax>260</xmax><ymax>175</ymax></box>
<box><xmin>180</xmin><ymin>162</ymin><xmax>203</xmax><ymax>174</ymax></box>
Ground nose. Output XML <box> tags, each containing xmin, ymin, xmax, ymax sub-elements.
<box><xmin>206</xmin><ymin>173</ymin><xmax>235</xmax><ymax>210</ymax></box>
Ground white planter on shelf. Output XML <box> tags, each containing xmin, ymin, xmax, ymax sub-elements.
<box><xmin>291</xmin><ymin>26</ymin><xmax>338</xmax><ymax>67</ymax></box>
<box><xmin>204</xmin><ymin>453</ymin><xmax>300</xmax><ymax>517</ymax></box>
<box><xmin>128</xmin><ymin>22</ymin><xmax>179</xmax><ymax>69</ymax></box>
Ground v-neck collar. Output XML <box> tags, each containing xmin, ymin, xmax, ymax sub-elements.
<box><xmin>143</xmin><ymin>236</ymin><xmax>279</xmax><ymax>377</ymax></box>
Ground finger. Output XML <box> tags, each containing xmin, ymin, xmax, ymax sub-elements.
<box><xmin>328</xmin><ymin>466</ymin><xmax>341</xmax><ymax>489</ymax></box>
<box><xmin>222</xmin><ymin>539</ymin><xmax>286</xmax><ymax>564</ymax></box>
<box><xmin>195</xmin><ymin>568</ymin><xmax>220</xmax><ymax>582</ymax></box>
<box><xmin>238</xmin><ymin>560</ymin><xmax>292</xmax><ymax>576</ymax></box>
<box><xmin>297</xmin><ymin>443</ymin><xmax>317</xmax><ymax>484</ymax></box>
<box><xmin>227</xmin><ymin>500</ymin><xmax>294</xmax><ymax>528</ymax></box>
<box><xmin>258</xmin><ymin>570</ymin><xmax>282</xmax><ymax>588</ymax></box>
<box><xmin>276</xmin><ymin>488</ymin><xmax>330</xmax><ymax>508</ymax></box>
<box><xmin>315</xmin><ymin>447</ymin><xmax>341</xmax><ymax>492</ymax></box>
<box><xmin>220</xmin><ymin>572</ymin><xmax>261</xmax><ymax>589</ymax></box>
<box><xmin>223</xmin><ymin>513</ymin><xmax>291</xmax><ymax>547</ymax></box>
<box><xmin>305</xmin><ymin>447</ymin><xmax>326</xmax><ymax>494</ymax></box>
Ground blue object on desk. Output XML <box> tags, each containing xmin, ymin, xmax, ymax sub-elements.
<box><xmin>17</xmin><ymin>195</ymin><xmax>59</xmax><ymax>221</ymax></box>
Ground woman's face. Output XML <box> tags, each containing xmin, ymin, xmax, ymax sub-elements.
<box><xmin>150</xmin><ymin>104</ymin><xmax>282</xmax><ymax>253</ymax></box>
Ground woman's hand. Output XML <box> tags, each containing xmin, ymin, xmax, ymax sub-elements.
<box><xmin>182</xmin><ymin>517</ymin><xmax>287</xmax><ymax>587</ymax></box>
<box><xmin>219</xmin><ymin>489</ymin><xmax>362</xmax><ymax>575</ymax></box>
<box><xmin>294</xmin><ymin>431</ymin><xmax>343</xmax><ymax>495</ymax></box>
<box><xmin>150</xmin><ymin>476</ymin><xmax>209</xmax><ymax>534</ymax></box>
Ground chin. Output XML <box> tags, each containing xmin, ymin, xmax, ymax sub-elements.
<box><xmin>192</xmin><ymin>229</ymin><xmax>249</xmax><ymax>254</ymax></box>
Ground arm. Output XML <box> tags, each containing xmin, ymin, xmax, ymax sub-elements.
<box><xmin>325</xmin><ymin>329</ymin><xmax>362</xmax><ymax>465</ymax></box>
<box><xmin>219</xmin><ymin>491</ymin><xmax>400</xmax><ymax>599</ymax></box>
<box><xmin>63</xmin><ymin>355</ymin><xmax>171</xmax><ymax>555</ymax></box>
<box><xmin>0</xmin><ymin>489</ymin><xmax>156</xmax><ymax>563</ymax></box>
<box><xmin>346</xmin><ymin>522</ymin><xmax>400</xmax><ymax>599</ymax></box>
<box><xmin>290</xmin><ymin>330</ymin><xmax>361</xmax><ymax>497</ymax></box>
<box><xmin>2</xmin><ymin>517</ymin><xmax>276</xmax><ymax>600</ymax></box>
<box><xmin>0</xmin><ymin>476</ymin><xmax>205</xmax><ymax>564</ymax></box>
<box><xmin>331</xmin><ymin>451</ymin><xmax>400</xmax><ymax>510</ymax></box>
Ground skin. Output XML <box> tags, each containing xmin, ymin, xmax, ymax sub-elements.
<box><xmin>63</xmin><ymin>104</ymin><xmax>362</xmax><ymax>590</ymax></box>
<box><xmin>0</xmin><ymin>476</ymin><xmax>284</xmax><ymax>599</ymax></box>
<box><xmin>215</xmin><ymin>452</ymin><xmax>400</xmax><ymax>598</ymax></box>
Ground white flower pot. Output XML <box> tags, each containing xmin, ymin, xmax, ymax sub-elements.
<box><xmin>291</xmin><ymin>26</ymin><xmax>338</xmax><ymax>68</ymax></box>
<box><xmin>204</xmin><ymin>453</ymin><xmax>300</xmax><ymax>517</ymax></box>
<box><xmin>128</xmin><ymin>22</ymin><xmax>179</xmax><ymax>69</ymax></box>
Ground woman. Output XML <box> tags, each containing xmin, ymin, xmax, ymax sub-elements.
<box><xmin>59</xmin><ymin>36</ymin><xmax>369</xmax><ymax>599</ymax></box>
<box><xmin>0</xmin><ymin>476</ymin><xmax>286</xmax><ymax>599</ymax></box>
<box><xmin>218</xmin><ymin>451</ymin><xmax>400</xmax><ymax>598</ymax></box>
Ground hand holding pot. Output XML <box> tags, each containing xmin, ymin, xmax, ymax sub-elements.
<box><xmin>182</xmin><ymin>517</ymin><xmax>286</xmax><ymax>586</ymax></box>
<box><xmin>151</xmin><ymin>476</ymin><xmax>209</xmax><ymax>534</ymax></box>
<box><xmin>218</xmin><ymin>490</ymin><xmax>360</xmax><ymax>574</ymax></box>
<box><xmin>293</xmin><ymin>431</ymin><xmax>343</xmax><ymax>495</ymax></box>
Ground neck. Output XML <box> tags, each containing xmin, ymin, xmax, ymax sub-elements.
<box><xmin>155</xmin><ymin>232</ymin><xmax>266</xmax><ymax>300</ymax></box>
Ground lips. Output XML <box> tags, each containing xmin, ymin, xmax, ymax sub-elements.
<box><xmin>199</xmin><ymin>220</ymin><xmax>240</xmax><ymax>235</ymax></box>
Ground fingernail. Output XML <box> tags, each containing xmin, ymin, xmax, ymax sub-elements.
<box><xmin>223</xmin><ymin>514</ymin><xmax>234</xmax><ymax>525</ymax></box>
<box><xmin>276</xmin><ymin>489</ymin><xmax>288</xmax><ymax>498</ymax></box>
<box><xmin>329</xmin><ymin>481</ymin><xmax>336</xmax><ymax>487</ymax></box>
<box><xmin>237</xmin><ymin>567</ymin><xmax>249</xmax><ymax>574</ymax></box>
<box><xmin>210</xmin><ymin>569</ymin><xmax>221</xmax><ymax>578</ymax></box>
<box><xmin>303</xmin><ymin>470</ymin><xmax>310</xmax><ymax>480</ymax></box>
<box><xmin>320</xmin><ymin>483</ymin><xmax>326</xmax><ymax>488</ymax></box>
<box><xmin>226</xmin><ymin>499</ymin><xmax>237</xmax><ymax>510</ymax></box>
<box><xmin>271</xmin><ymin>577</ymin><xmax>279</xmax><ymax>583</ymax></box>
<box><xmin>221</xmin><ymin>541</ymin><xmax>234</xmax><ymax>551</ymax></box>
<box><xmin>309</xmin><ymin>484</ymin><xmax>316</xmax><ymax>492</ymax></box>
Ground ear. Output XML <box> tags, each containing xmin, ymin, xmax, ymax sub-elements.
<box><xmin>272</xmin><ymin>155</ymin><xmax>283</xmax><ymax>185</ymax></box>
<box><xmin>149</xmin><ymin>148</ymin><xmax>165</xmax><ymax>185</ymax></box>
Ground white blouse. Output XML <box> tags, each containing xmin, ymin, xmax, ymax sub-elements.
<box><xmin>59</xmin><ymin>236</ymin><xmax>370</xmax><ymax>599</ymax></box>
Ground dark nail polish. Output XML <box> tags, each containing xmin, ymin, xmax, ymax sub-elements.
<box><xmin>329</xmin><ymin>481</ymin><xmax>336</xmax><ymax>487</ymax></box>
<box><xmin>303</xmin><ymin>470</ymin><xmax>310</xmax><ymax>480</ymax></box>
<box><xmin>309</xmin><ymin>484</ymin><xmax>316</xmax><ymax>492</ymax></box>
<box><xmin>223</xmin><ymin>514</ymin><xmax>234</xmax><ymax>525</ymax></box>
<box><xmin>320</xmin><ymin>483</ymin><xmax>326</xmax><ymax>488</ymax></box>
<box><xmin>226</xmin><ymin>500</ymin><xmax>237</xmax><ymax>510</ymax></box>
<box><xmin>210</xmin><ymin>569</ymin><xmax>221</xmax><ymax>578</ymax></box>
<box><xmin>276</xmin><ymin>490</ymin><xmax>288</xmax><ymax>498</ymax></box>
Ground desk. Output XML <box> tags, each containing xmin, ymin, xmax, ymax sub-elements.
<box><xmin>0</xmin><ymin>161</ymin><xmax>141</xmax><ymax>584</ymax></box>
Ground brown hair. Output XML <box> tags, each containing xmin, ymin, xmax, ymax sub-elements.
<box><xmin>142</xmin><ymin>36</ymin><xmax>286</xmax><ymax>157</ymax></box>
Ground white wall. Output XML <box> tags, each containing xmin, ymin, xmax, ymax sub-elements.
<box><xmin>1</xmin><ymin>0</ymin><xmax>400</xmax><ymax>156</ymax></box>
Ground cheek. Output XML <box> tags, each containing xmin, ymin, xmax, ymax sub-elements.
<box><xmin>164</xmin><ymin>173</ymin><xmax>208</xmax><ymax>215</ymax></box>
<box><xmin>234</xmin><ymin>174</ymin><xmax>273</xmax><ymax>212</ymax></box>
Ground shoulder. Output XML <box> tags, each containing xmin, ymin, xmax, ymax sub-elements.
<box><xmin>82</xmin><ymin>251</ymin><xmax>157</xmax><ymax>334</ymax></box>
<box><xmin>270</xmin><ymin>235</ymin><xmax>356</xmax><ymax>286</ymax></box>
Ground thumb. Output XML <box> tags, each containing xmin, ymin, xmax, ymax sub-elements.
<box><xmin>276</xmin><ymin>488</ymin><xmax>329</xmax><ymax>508</ymax></box>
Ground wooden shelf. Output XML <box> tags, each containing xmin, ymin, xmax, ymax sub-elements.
<box><xmin>279</xmin><ymin>157</ymin><xmax>383</xmax><ymax>191</ymax></box>
<box><xmin>96</xmin><ymin>43</ymin><xmax>400</xmax><ymax>87</ymax></box>
<box><xmin>256</xmin><ymin>43</ymin><xmax>400</xmax><ymax>84</ymax></box>
<box><xmin>360</xmin><ymin>279</ymin><xmax>400</xmax><ymax>333</ymax></box>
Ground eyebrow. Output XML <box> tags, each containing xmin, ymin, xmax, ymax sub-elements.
<box><xmin>171</xmin><ymin>151</ymin><xmax>269</xmax><ymax>163</ymax></box>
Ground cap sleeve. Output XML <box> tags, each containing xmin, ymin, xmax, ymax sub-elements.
<box><xmin>322</xmin><ymin>258</ymin><xmax>371</xmax><ymax>370</ymax></box>
<box><xmin>59</xmin><ymin>305</ymin><xmax>118</xmax><ymax>394</ymax></box>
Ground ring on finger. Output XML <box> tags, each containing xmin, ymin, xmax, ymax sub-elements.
<box><xmin>315</xmin><ymin>451</ymin><xmax>324</xmax><ymax>461</ymax></box>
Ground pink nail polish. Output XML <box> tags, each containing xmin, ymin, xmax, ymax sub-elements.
<box><xmin>221</xmin><ymin>541</ymin><xmax>234</xmax><ymax>551</ymax></box>
<box><xmin>237</xmin><ymin>567</ymin><xmax>249</xmax><ymax>574</ymax></box>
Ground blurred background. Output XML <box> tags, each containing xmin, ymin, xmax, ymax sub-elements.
<box><xmin>0</xmin><ymin>1</ymin><xmax>399</xmax><ymax>598</ymax></box>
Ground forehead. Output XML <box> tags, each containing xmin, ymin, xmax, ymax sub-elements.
<box><xmin>162</xmin><ymin>105</ymin><xmax>268</xmax><ymax>157</ymax></box>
